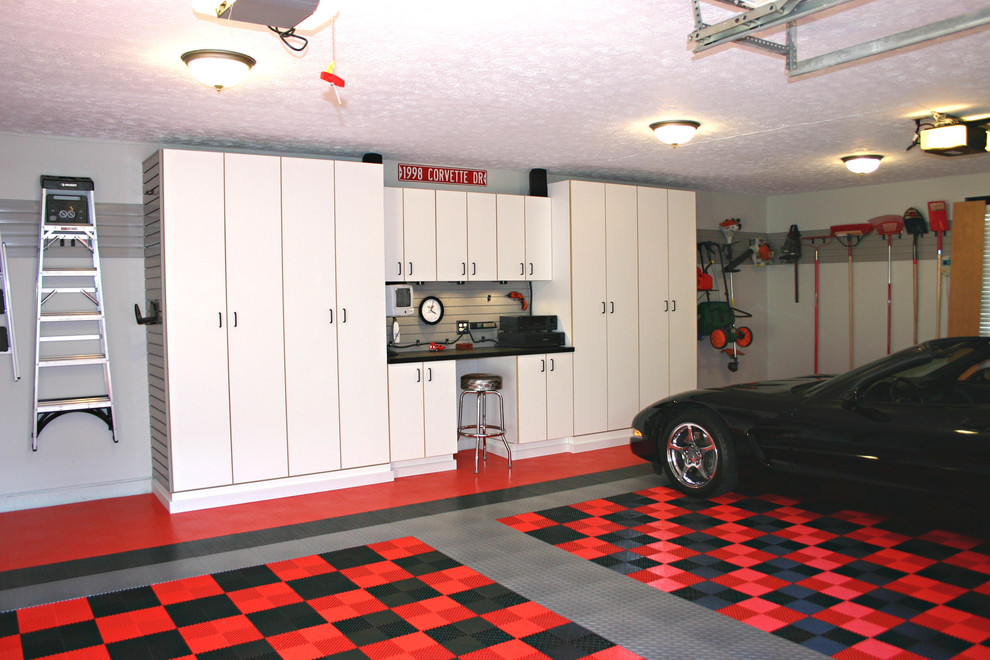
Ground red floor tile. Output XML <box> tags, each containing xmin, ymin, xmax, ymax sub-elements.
<box><xmin>0</xmin><ymin>446</ymin><xmax>642</xmax><ymax>571</ymax></box>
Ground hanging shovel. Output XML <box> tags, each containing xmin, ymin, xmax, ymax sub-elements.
<box><xmin>902</xmin><ymin>207</ymin><xmax>927</xmax><ymax>345</ymax></box>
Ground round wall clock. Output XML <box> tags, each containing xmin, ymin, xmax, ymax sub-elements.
<box><xmin>418</xmin><ymin>296</ymin><xmax>444</xmax><ymax>325</ymax></box>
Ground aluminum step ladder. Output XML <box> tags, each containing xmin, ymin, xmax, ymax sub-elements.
<box><xmin>32</xmin><ymin>176</ymin><xmax>115</xmax><ymax>450</ymax></box>
<box><xmin>0</xmin><ymin>224</ymin><xmax>19</xmax><ymax>381</ymax></box>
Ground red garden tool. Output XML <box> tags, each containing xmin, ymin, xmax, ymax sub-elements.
<box><xmin>830</xmin><ymin>222</ymin><xmax>874</xmax><ymax>369</ymax></box>
<box><xmin>928</xmin><ymin>201</ymin><xmax>949</xmax><ymax>338</ymax></box>
<box><xmin>868</xmin><ymin>215</ymin><xmax>904</xmax><ymax>354</ymax></box>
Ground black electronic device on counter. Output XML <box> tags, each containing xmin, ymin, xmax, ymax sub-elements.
<box><xmin>499</xmin><ymin>315</ymin><xmax>557</xmax><ymax>333</ymax></box>
<box><xmin>497</xmin><ymin>331</ymin><xmax>566</xmax><ymax>348</ymax></box>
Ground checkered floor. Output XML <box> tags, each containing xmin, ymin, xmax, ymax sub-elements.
<box><xmin>1</xmin><ymin>536</ymin><xmax>642</xmax><ymax>660</ymax></box>
<box><xmin>499</xmin><ymin>486</ymin><xmax>990</xmax><ymax>660</ymax></box>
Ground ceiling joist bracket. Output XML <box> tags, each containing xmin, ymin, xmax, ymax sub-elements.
<box><xmin>689</xmin><ymin>0</ymin><xmax>990</xmax><ymax>77</ymax></box>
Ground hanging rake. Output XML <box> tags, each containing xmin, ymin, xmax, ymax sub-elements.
<box><xmin>868</xmin><ymin>215</ymin><xmax>904</xmax><ymax>354</ymax></box>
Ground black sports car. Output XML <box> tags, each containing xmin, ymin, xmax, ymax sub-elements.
<box><xmin>631</xmin><ymin>336</ymin><xmax>990</xmax><ymax>498</ymax></box>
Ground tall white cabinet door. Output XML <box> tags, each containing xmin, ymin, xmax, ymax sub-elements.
<box><xmin>160</xmin><ymin>149</ymin><xmax>233</xmax><ymax>491</ymax></box>
<box><xmin>423</xmin><ymin>361</ymin><xmax>457</xmax><ymax>457</ymax></box>
<box><xmin>335</xmin><ymin>160</ymin><xmax>390</xmax><ymax>468</ymax></box>
<box><xmin>605</xmin><ymin>184</ymin><xmax>640</xmax><ymax>430</ymax></box>
<box><xmin>282</xmin><ymin>157</ymin><xmax>341</xmax><ymax>476</ymax></box>
<box><xmin>383</xmin><ymin>187</ymin><xmax>404</xmax><ymax>281</ymax></box>
<box><xmin>637</xmin><ymin>187</ymin><xmax>670</xmax><ymax>407</ymax></box>
<box><xmin>467</xmin><ymin>193</ymin><xmax>497</xmax><ymax>280</ymax></box>
<box><xmin>525</xmin><ymin>196</ymin><xmax>552</xmax><ymax>280</ymax></box>
<box><xmin>546</xmin><ymin>353</ymin><xmax>574</xmax><ymax>440</ymax></box>
<box><xmin>388</xmin><ymin>363</ymin><xmax>426</xmax><ymax>462</ymax></box>
<box><xmin>223</xmin><ymin>153</ymin><xmax>288</xmax><ymax>483</ymax></box>
<box><xmin>667</xmin><ymin>189</ymin><xmax>698</xmax><ymax>394</ymax></box>
<box><xmin>496</xmin><ymin>194</ymin><xmax>526</xmax><ymax>281</ymax></box>
<box><xmin>569</xmin><ymin>181</ymin><xmax>608</xmax><ymax>435</ymax></box>
<box><xmin>402</xmin><ymin>188</ymin><xmax>437</xmax><ymax>281</ymax></box>
<box><xmin>435</xmin><ymin>191</ymin><xmax>468</xmax><ymax>281</ymax></box>
<box><xmin>516</xmin><ymin>354</ymin><xmax>548</xmax><ymax>444</ymax></box>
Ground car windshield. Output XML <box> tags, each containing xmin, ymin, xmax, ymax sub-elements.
<box><xmin>802</xmin><ymin>338</ymin><xmax>990</xmax><ymax>401</ymax></box>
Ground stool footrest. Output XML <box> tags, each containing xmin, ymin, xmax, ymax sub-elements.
<box><xmin>457</xmin><ymin>424</ymin><xmax>505</xmax><ymax>439</ymax></box>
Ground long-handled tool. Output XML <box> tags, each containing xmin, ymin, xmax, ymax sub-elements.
<box><xmin>868</xmin><ymin>215</ymin><xmax>904</xmax><ymax>354</ymax></box>
<box><xmin>801</xmin><ymin>234</ymin><xmax>832</xmax><ymax>374</ymax></box>
<box><xmin>928</xmin><ymin>201</ymin><xmax>949</xmax><ymax>338</ymax></box>
<box><xmin>902</xmin><ymin>208</ymin><xmax>927</xmax><ymax>345</ymax></box>
<box><xmin>830</xmin><ymin>222</ymin><xmax>874</xmax><ymax>369</ymax></box>
<box><xmin>779</xmin><ymin>224</ymin><xmax>802</xmax><ymax>303</ymax></box>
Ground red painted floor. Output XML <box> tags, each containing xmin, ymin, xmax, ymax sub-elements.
<box><xmin>0</xmin><ymin>446</ymin><xmax>642</xmax><ymax>572</ymax></box>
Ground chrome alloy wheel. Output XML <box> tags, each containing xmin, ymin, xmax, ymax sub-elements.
<box><xmin>666</xmin><ymin>421</ymin><xmax>720</xmax><ymax>489</ymax></box>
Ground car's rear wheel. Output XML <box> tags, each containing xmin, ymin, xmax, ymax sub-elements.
<box><xmin>660</xmin><ymin>409</ymin><xmax>738</xmax><ymax>498</ymax></box>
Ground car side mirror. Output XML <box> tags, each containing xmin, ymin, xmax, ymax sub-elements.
<box><xmin>842</xmin><ymin>388</ymin><xmax>863</xmax><ymax>409</ymax></box>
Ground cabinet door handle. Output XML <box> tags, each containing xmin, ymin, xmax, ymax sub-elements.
<box><xmin>520</xmin><ymin>262</ymin><xmax>525</xmax><ymax>276</ymax></box>
<box><xmin>672</xmin><ymin>299</ymin><xmax>676</xmax><ymax>312</ymax></box>
<box><xmin>427</xmin><ymin>367</ymin><xmax>433</xmax><ymax>382</ymax></box>
<box><xmin>461</xmin><ymin>262</ymin><xmax>466</xmax><ymax>276</ymax></box>
<box><xmin>233</xmin><ymin>311</ymin><xmax>238</xmax><ymax>327</ymax></box>
<box><xmin>541</xmin><ymin>359</ymin><xmax>545</xmax><ymax>373</ymax></box>
<box><xmin>664</xmin><ymin>299</ymin><xmax>669</xmax><ymax>312</ymax></box>
<box><xmin>408</xmin><ymin>261</ymin><xmax>413</xmax><ymax>276</ymax></box>
<box><xmin>610</xmin><ymin>301</ymin><xmax>615</xmax><ymax>314</ymax></box>
<box><xmin>550</xmin><ymin>358</ymin><xmax>555</xmax><ymax>372</ymax></box>
<box><xmin>472</xmin><ymin>262</ymin><xmax>477</xmax><ymax>276</ymax></box>
<box><xmin>342</xmin><ymin>308</ymin><xmax>347</xmax><ymax>323</ymax></box>
<box><xmin>416</xmin><ymin>368</ymin><xmax>421</xmax><ymax>383</ymax></box>
<box><xmin>329</xmin><ymin>308</ymin><xmax>333</xmax><ymax>324</ymax></box>
<box><xmin>397</xmin><ymin>261</ymin><xmax>402</xmax><ymax>277</ymax></box>
<box><xmin>601</xmin><ymin>302</ymin><xmax>606</xmax><ymax>314</ymax></box>
<box><xmin>219</xmin><ymin>312</ymin><xmax>223</xmax><ymax>328</ymax></box>
<box><xmin>529</xmin><ymin>262</ymin><xmax>534</xmax><ymax>276</ymax></box>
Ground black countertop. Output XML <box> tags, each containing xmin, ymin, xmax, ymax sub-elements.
<box><xmin>388</xmin><ymin>344</ymin><xmax>574</xmax><ymax>364</ymax></box>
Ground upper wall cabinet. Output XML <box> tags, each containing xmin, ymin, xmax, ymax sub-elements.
<box><xmin>385</xmin><ymin>188</ymin><xmax>549</xmax><ymax>282</ymax></box>
<box><xmin>384</xmin><ymin>188</ymin><xmax>437</xmax><ymax>281</ymax></box>
<box><xmin>496</xmin><ymin>195</ymin><xmax>552</xmax><ymax>281</ymax></box>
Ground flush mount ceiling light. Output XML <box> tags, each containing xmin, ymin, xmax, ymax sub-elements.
<box><xmin>841</xmin><ymin>154</ymin><xmax>883</xmax><ymax>174</ymax></box>
<box><xmin>181</xmin><ymin>49</ymin><xmax>256</xmax><ymax>91</ymax></box>
<box><xmin>649</xmin><ymin>120</ymin><xmax>701</xmax><ymax>147</ymax></box>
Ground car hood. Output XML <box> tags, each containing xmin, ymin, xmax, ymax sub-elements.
<box><xmin>717</xmin><ymin>374</ymin><xmax>830</xmax><ymax>395</ymax></box>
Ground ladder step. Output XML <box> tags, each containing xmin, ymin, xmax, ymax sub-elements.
<box><xmin>39</xmin><ymin>334</ymin><xmax>102</xmax><ymax>342</ymax></box>
<box><xmin>41</xmin><ymin>311</ymin><xmax>103</xmax><ymax>322</ymax></box>
<box><xmin>37</xmin><ymin>396</ymin><xmax>111</xmax><ymax>413</ymax></box>
<box><xmin>41</xmin><ymin>287</ymin><xmax>97</xmax><ymax>294</ymax></box>
<box><xmin>42</xmin><ymin>268</ymin><xmax>98</xmax><ymax>277</ymax></box>
<box><xmin>39</xmin><ymin>354</ymin><xmax>108</xmax><ymax>367</ymax></box>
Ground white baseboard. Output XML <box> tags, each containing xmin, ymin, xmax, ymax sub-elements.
<box><xmin>153</xmin><ymin>465</ymin><xmax>396</xmax><ymax>513</ymax></box>
<box><xmin>390</xmin><ymin>455</ymin><xmax>458</xmax><ymax>478</ymax></box>
<box><xmin>0</xmin><ymin>477</ymin><xmax>152</xmax><ymax>513</ymax></box>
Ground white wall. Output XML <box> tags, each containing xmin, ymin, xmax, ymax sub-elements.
<box><xmin>0</xmin><ymin>134</ymin><xmax>156</xmax><ymax>511</ymax></box>
<box><xmin>765</xmin><ymin>172</ymin><xmax>990</xmax><ymax>379</ymax></box>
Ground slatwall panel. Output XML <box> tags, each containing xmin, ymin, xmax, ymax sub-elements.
<box><xmin>389</xmin><ymin>281</ymin><xmax>535</xmax><ymax>350</ymax></box>
<box><xmin>141</xmin><ymin>152</ymin><xmax>170</xmax><ymax>492</ymax></box>
<box><xmin>697</xmin><ymin>227</ymin><xmax>953</xmax><ymax>265</ymax></box>
<box><xmin>981</xmin><ymin>207</ymin><xmax>990</xmax><ymax>337</ymax></box>
<box><xmin>0</xmin><ymin>199</ymin><xmax>143</xmax><ymax>257</ymax></box>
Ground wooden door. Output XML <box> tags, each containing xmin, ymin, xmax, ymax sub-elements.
<box><xmin>637</xmin><ymin>186</ymin><xmax>670</xmax><ymax>406</ymax></box>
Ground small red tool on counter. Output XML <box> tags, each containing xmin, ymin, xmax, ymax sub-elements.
<box><xmin>507</xmin><ymin>291</ymin><xmax>528</xmax><ymax>310</ymax></box>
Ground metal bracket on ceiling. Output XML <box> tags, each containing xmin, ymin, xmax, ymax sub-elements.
<box><xmin>689</xmin><ymin>0</ymin><xmax>990</xmax><ymax>77</ymax></box>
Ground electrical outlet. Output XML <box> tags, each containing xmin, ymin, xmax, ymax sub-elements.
<box><xmin>456</xmin><ymin>320</ymin><xmax>469</xmax><ymax>334</ymax></box>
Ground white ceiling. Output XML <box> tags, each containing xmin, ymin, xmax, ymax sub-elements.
<box><xmin>2</xmin><ymin>0</ymin><xmax>990</xmax><ymax>195</ymax></box>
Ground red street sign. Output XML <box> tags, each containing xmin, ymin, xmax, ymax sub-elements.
<box><xmin>398</xmin><ymin>163</ymin><xmax>487</xmax><ymax>186</ymax></box>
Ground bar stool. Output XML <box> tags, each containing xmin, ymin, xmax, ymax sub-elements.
<box><xmin>457</xmin><ymin>373</ymin><xmax>512</xmax><ymax>473</ymax></box>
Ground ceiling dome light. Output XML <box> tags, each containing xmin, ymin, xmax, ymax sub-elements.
<box><xmin>650</xmin><ymin>120</ymin><xmax>701</xmax><ymax>147</ymax></box>
<box><xmin>841</xmin><ymin>154</ymin><xmax>883</xmax><ymax>174</ymax></box>
<box><xmin>181</xmin><ymin>49</ymin><xmax>256</xmax><ymax>90</ymax></box>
